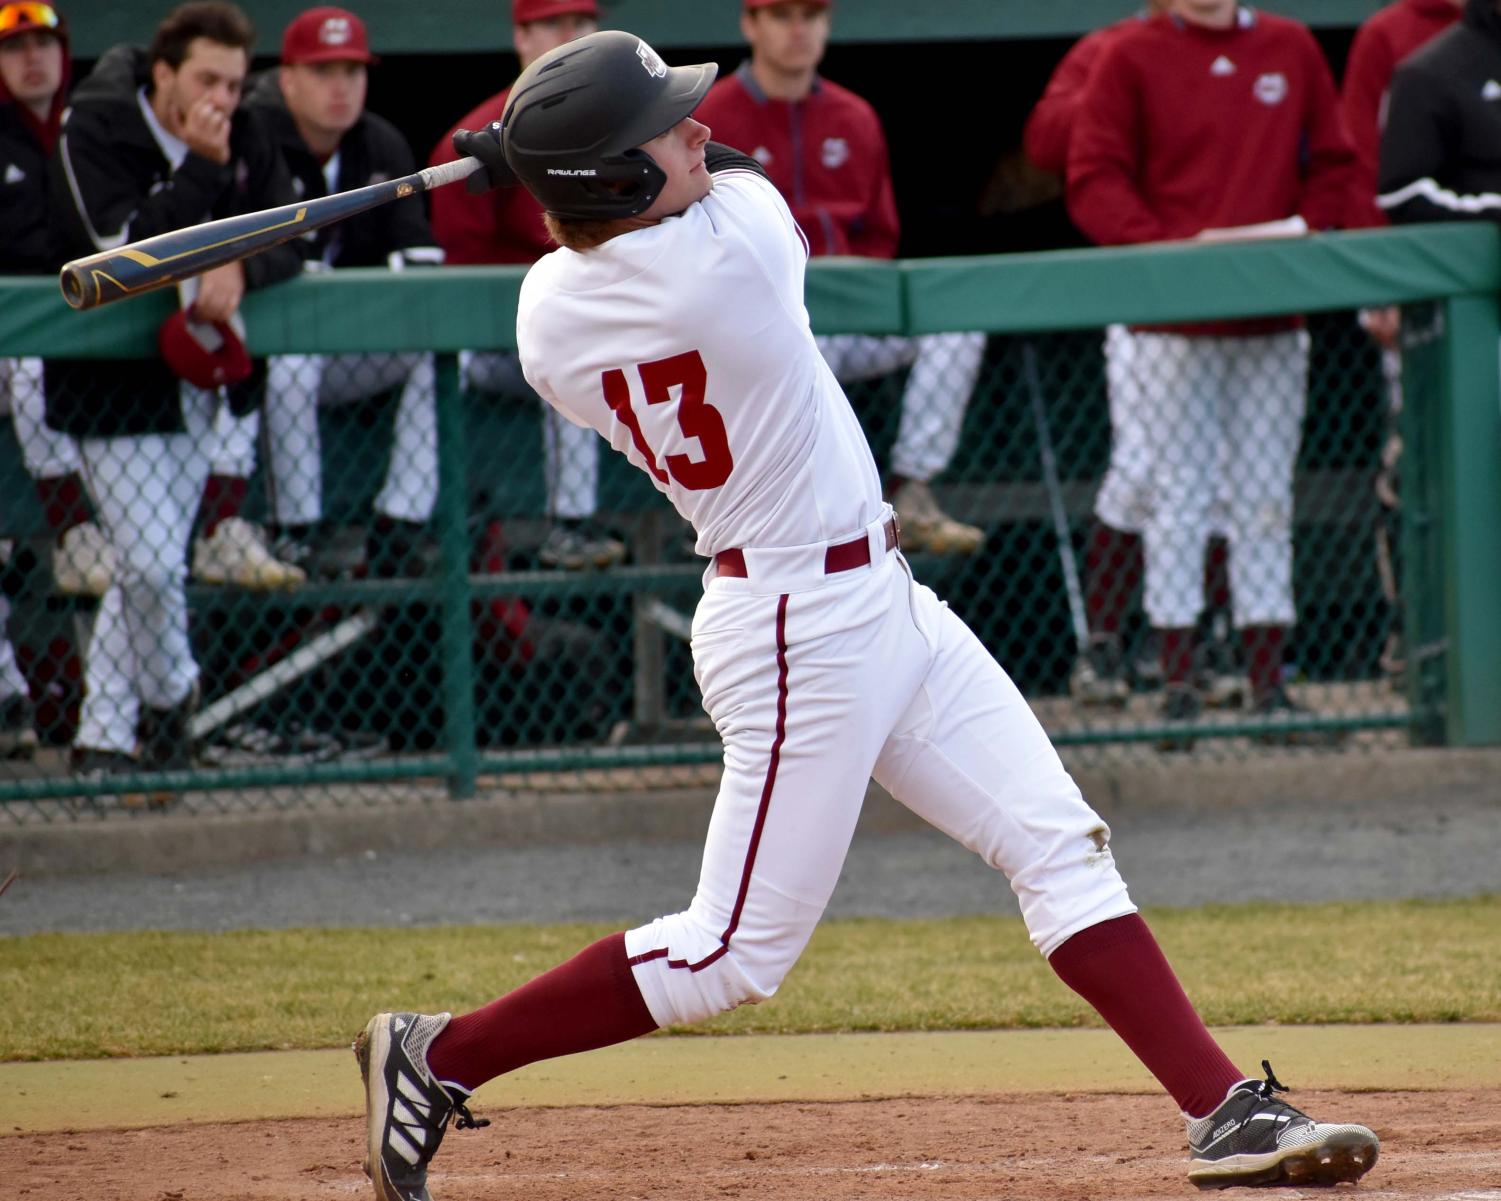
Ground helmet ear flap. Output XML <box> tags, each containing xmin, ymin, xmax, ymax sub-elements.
<box><xmin>591</xmin><ymin>149</ymin><xmax>668</xmax><ymax>218</ymax></box>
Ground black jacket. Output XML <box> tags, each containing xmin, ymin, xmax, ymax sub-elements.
<box><xmin>45</xmin><ymin>46</ymin><xmax>302</xmax><ymax>438</ymax></box>
<box><xmin>243</xmin><ymin>70</ymin><xmax>440</xmax><ymax>269</ymax></box>
<box><xmin>1377</xmin><ymin>0</ymin><xmax>1501</xmax><ymax>223</ymax></box>
<box><xmin>0</xmin><ymin>104</ymin><xmax>52</xmax><ymax>272</ymax></box>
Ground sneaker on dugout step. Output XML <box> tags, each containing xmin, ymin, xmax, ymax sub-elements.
<box><xmin>0</xmin><ymin>692</ymin><xmax>37</xmax><ymax>760</ymax></box>
<box><xmin>52</xmin><ymin>521</ymin><xmax>115</xmax><ymax>597</ymax></box>
<box><xmin>1069</xmin><ymin>633</ymin><xmax>1130</xmax><ymax>708</ymax></box>
<box><xmin>1186</xmin><ymin>1061</ymin><xmax>1378</xmax><ymax>1190</ymax></box>
<box><xmin>271</xmin><ymin>522</ymin><xmax>367</xmax><ymax>579</ymax></box>
<box><xmin>538</xmin><ymin>521</ymin><xmax>626</xmax><ymax>570</ymax></box>
<box><xmin>354</xmin><ymin>1011</ymin><xmax>489</xmax><ymax>1201</ymax></box>
<box><xmin>193</xmin><ymin>517</ymin><xmax>306</xmax><ymax>590</ymax></box>
<box><xmin>1249</xmin><ymin>685</ymin><xmax>1345</xmax><ymax>748</ymax></box>
<box><xmin>889</xmin><ymin>479</ymin><xmax>983</xmax><ymax>555</ymax></box>
<box><xmin>1157</xmin><ymin>682</ymin><xmax>1204</xmax><ymax>752</ymax></box>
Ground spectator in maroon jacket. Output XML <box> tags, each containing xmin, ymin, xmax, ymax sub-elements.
<box><xmin>427</xmin><ymin>0</ymin><xmax>625</xmax><ymax>572</ymax></box>
<box><xmin>1022</xmin><ymin>0</ymin><xmax>1242</xmax><ymax>713</ymax></box>
<box><xmin>1067</xmin><ymin>0</ymin><xmax>1355</xmax><ymax>744</ymax></box>
<box><xmin>695</xmin><ymin>0</ymin><xmax>988</xmax><ymax>556</ymax></box>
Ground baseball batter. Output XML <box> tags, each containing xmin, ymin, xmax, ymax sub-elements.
<box><xmin>353</xmin><ymin>31</ymin><xmax>1378</xmax><ymax>1201</ymax></box>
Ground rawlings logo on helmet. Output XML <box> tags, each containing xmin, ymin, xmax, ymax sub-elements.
<box><xmin>548</xmin><ymin>167</ymin><xmax>598</xmax><ymax>176</ymax></box>
<box><xmin>636</xmin><ymin>39</ymin><xmax>667</xmax><ymax>79</ymax></box>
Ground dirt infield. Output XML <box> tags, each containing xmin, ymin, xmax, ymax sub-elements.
<box><xmin>11</xmin><ymin>1089</ymin><xmax>1501</xmax><ymax>1201</ymax></box>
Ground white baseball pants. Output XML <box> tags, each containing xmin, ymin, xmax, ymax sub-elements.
<box><xmin>1093</xmin><ymin>325</ymin><xmax>1153</xmax><ymax>534</ymax></box>
<box><xmin>816</xmin><ymin>332</ymin><xmax>985</xmax><ymax>482</ymax></box>
<box><xmin>625</xmin><ymin>511</ymin><xmax>1135</xmax><ymax>1027</ymax></box>
<box><xmin>1135</xmin><ymin>331</ymin><xmax>1309</xmax><ymax>630</ymax></box>
<box><xmin>265</xmin><ymin>353</ymin><xmax>439</xmax><ymax>527</ymax></box>
<box><xmin>2</xmin><ymin>356</ymin><xmax>82</xmax><ymax>479</ymax></box>
<box><xmin>461</xmin><ymin>350</ymin><xmax>601</xmax><ymax>522</ymax></box>
<box><xmin>75</xmin><ymin>386</ymin><xmax>217</xmax><ymax>752</ymax></box>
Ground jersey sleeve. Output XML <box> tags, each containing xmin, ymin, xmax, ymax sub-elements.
<box><xmin>1340</xmin><ymin>21</ymin><xmax>1395</xmax><ymax>228</ymax></box>
<box><xmin>1295</xmin><ymin>28</ymin><xmax>1357</xmax><ymax>231</ymax></box>
<box><xmin>1065</xmin><ymin>37</ymin><xmax>1168</xmax><ymax>245</ymax></box>
<box><xmin>1377</xmin><ymin>58</ymin><xmax>1497</xmax><ymax>222</ymax></box>
<box><xmin>1023</xmin><ymin>30</ymin><xmax>1103</xmax><ymax>175</ymax></box>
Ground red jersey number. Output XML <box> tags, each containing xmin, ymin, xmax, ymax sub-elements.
<box><xmin>602</xmin><ymin>350</ymin><xmax>733</xmax><ymax>491</ymax></box>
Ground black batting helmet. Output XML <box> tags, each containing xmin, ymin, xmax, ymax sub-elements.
<box><xmin>500</xmin><ymin>30</ymin><xmax>717</xmax><ymax>220</ymax></box>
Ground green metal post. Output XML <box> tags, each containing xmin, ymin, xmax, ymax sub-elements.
<box><xmin>435</xmin><ymin>352</ymin><xmax>479</xmax><ymax>796</ymax></box>
<box><xmin>1438</xmin><ymin>294</ymin><xmax>1501</xmax><ymax>746</ymax></box>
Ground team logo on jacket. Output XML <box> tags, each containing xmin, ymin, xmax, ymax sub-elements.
<box><xmin>821</xmin><ymin>136</ymin><xmax>849</xmax><ymax>170</ymax></box>
<box><xmin>1209</xmin><ymin>55</ymin><xmax>1236</xmax><ymax>76</ymax></box>
<box><xmin>1253</xmin><ymin>72</ymin><xmax>1288</xmax><ymax>105</ymax></box>
<box><xmin>636</xmin><ymin>39</ymin><xmax>668</xmax><ymax>79</ymax></box>
<box><xmin>752</xmin><ymin>145</ymin><xmax>773</xmax><ymax>167</ymax></box>
<box><xmin>319</xmin><ymin>16</ymin><xmax>352</xmax><ymax>46</ymax></box>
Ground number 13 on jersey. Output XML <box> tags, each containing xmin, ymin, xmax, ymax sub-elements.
<box><xmin>603</xmin><ymin>350</ymin><xmax>734</xmax><ymax>491</ymax></box>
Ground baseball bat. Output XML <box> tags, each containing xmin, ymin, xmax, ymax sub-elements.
<box><xmin>59</xmin><ymin>155</ymin><xmax>483</xmax><ymax>311</ymax></box>
<box><xmin>1022</xmin><ymin>341</ymin><xmax>1091</xmax><ymax>654</ymax></box>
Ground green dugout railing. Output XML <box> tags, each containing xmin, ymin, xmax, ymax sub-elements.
<box><xmin>0</xmin><ymin>222</ymin><xmax>1495</xmax><ymax>813</ymax></box>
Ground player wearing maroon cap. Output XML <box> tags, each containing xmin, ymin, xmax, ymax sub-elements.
<box><xmin>427</xmin><ymin>0</ymin><xmax>625</xmax><ymax>571</ymax></box>
<box><xmin>1067</xmin><ymin>0</ymin><xmax>1355</xmax><ymax>744</ymax></box>
<box><xmin>695</xmin><ymin>0</ymin><xmax>988</xmax><ymax>556</ymax></box>
<box><xmin>249</xmin><ymin>6</ymin><xmax>445</xmax><ymax>578</ymax></box>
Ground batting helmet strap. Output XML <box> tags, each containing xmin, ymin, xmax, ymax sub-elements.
<box><xmin>498</xmin><ymin>30</ymin><xmax>717</xmax><ymax>220</ymax></box>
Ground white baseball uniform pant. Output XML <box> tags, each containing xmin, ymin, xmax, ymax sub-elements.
<box><xmin>0</xmin><ymin>594</ymin><xmax>28</xmax><ymax>700</ymax></box>
<box><xmin>625</xmin><ymin>510</ymin><xmax>1136</xmax><ymax>1027</ymax></box>
<box><xmin>1136</xmin><ymin>330</ymin><xmax>1309</xmax><ymax>631</ymax></box>
<box><xmin>816</xmin><ymin>332</ymin><xmax>985</xmax><ymax>482</ymax></box>
<box><xmin>1093</xmin><ymin>325</ymin><xmax>1153</xmax><ymax>534</ymax></box>
<box><xmin>265</xmin><ymin>353</ymin><xmax>439</xmax><ymax>527</ymax></box>
<box><xmin>75</xmin><ymin>386</ymin><xmax>217</xmax><ymax>753</ymax></box>
<box><xmin>206</xmin><ymin>403</ymin><xmax>259</xmax><ymax>479</ymax></box>
<box><xmin>461</xmin><ymin>350</ymin><xmax>601</xmax><ymax>522</ymax></box>
<box><xmin>2</xmin><ymin>356</ymin><xmax>82</xmax><ymax>479</ymax></box>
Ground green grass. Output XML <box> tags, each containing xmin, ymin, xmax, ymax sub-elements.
<box><xmin>3</xmin><ymin>897</ymin><xmax>1496</xmax><ymax>1061</ymax></box>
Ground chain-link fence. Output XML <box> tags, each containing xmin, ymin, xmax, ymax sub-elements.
<box><xmin>1</xmin><ymin>223</ymin><xmax>1498</xmax><ymax>821</ymax></box>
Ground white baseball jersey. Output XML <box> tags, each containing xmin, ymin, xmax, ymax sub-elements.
<box><xmin>517</xmin><ymin>169</ymin><xmax>882</xmax><ymax>556</ymax></box>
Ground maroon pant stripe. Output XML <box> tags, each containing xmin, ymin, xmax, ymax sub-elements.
<box><xmin>628</xmin><ymin>593</ymin><xmax>791</xmax><ymax>974</ymax></box>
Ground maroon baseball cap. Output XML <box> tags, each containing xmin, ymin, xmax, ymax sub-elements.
<box><xmin>158</xmin><ymin>310</ymin><xmax>253</xmax><ymax>391</ymax></box>
<box><xmin>512</xmin><ymin>0</ymin><xmax>598</xmax><ymax>24</ymax></box>
<box><xmin>281</xmin><ymin>6</ymin><xmax>378</xmax><ymax>65</ymax></box>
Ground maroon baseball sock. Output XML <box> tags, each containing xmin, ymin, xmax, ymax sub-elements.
<box><xmin>198</xmin><ymin>474</ymin><xmax>249</xmax><ymax>538</ymax></box>
<box><xmin>1241</xmin><ymin>624</ymin><xmax>1286</xmax><ymax>701</ymax></box>
<box><xmin>425</xmin><ymin>932</ymin><xmax>657</xmax><ymax>1095</ymax></box>
<box><xmin>1084</xmin><ymin>522</ymin><xmax>1142</xmax><ymax>637</ymax></box>
<box><xmin>35</xmin><ymin>473</ymin><xmax>91</xmax><ymax>541</ymax></box>
<box><xmin>1159</xmin><ymin>626</ymin><xmax>1195</xmax><ymax>686</ymax></box>
<box><xmin>1049</xmin><ymin>913</ymin><xmax>1244</xmax><ymax>1117</ymax></box>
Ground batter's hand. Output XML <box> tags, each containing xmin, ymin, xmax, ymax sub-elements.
<box><xmin>190</xmin><ymin>262</ymin><xmax>245</xmax><ymax>324</ymax></box>
<box><xmin>453</xmin><ymin>123</ymin><xmax>517</xmax><ymax>194</ymax></box>
<box><xmin>181</xmin><ymin>97</ymin><xmax>233</xmax><ymax>165</ymax></box>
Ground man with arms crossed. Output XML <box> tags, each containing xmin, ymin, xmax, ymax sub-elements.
<box><xmin>352</xmin><ymin>30</ymin><xmax>1378</xmax><ymax>1201</ymax></box>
